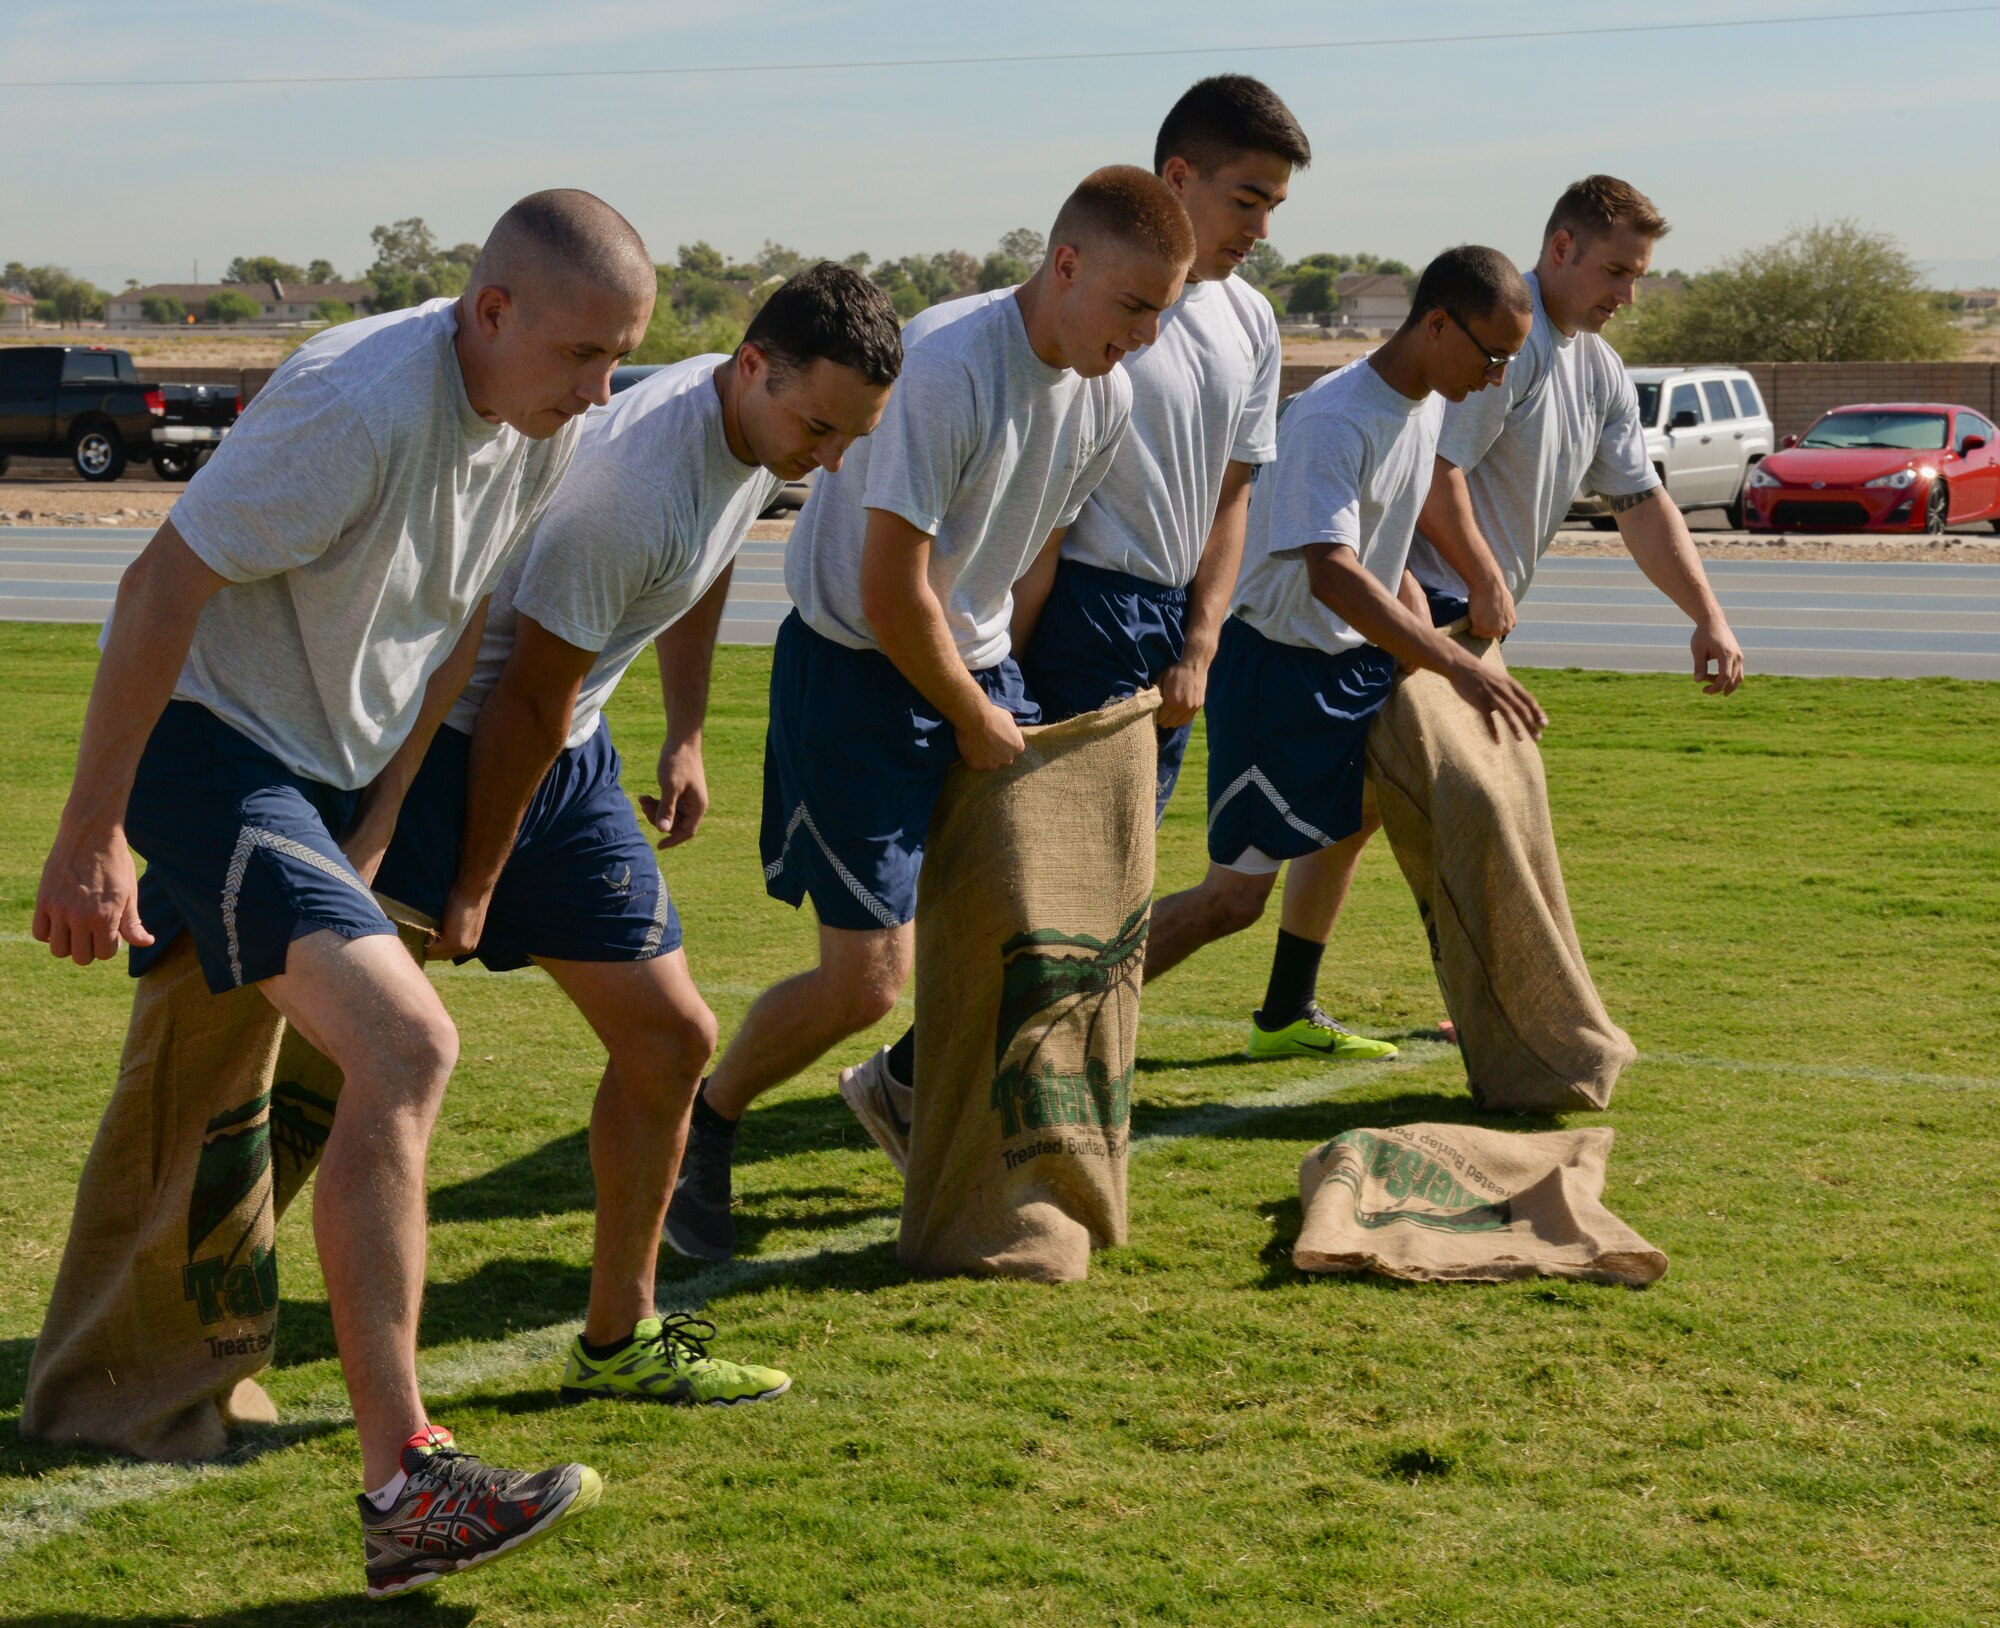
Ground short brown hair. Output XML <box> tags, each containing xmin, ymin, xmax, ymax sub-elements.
<box><xmin>1050</xmin><ymin>165</ymin><xmax>1197</xmax><ymax>270</ymax></box>
<box><xmin>1543</xmin><ymin>174</ymin><xmax>1670</xmax><ymax>248</ymax></box>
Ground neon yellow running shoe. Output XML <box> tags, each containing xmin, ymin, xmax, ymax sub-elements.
<box><xmin>1244</xmin><ymin>1003</ymin><xmax>1400</xmax><ymax>1062</ymax></box>
<box><xmin>560</xmin><ymin>1314</ymin><xmax>791</xmax><ymax>1407</ymax></box>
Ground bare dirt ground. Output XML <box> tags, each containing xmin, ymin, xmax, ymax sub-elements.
<box><xmin>0</xmin><ymin>332</ymin><xmax>294</xmax><ymax>369</ymax></box>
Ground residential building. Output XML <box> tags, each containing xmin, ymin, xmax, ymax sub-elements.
<box><xmin>105</xmin><ymin>280</ymin><xmax>374</xmax><ymax>328</ymax></box>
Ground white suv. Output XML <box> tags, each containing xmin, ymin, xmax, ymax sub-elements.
<box><xmin>1570</xmin><ymin>366</ymin><xmax>1775</xmax><ymax>529</ymax></box>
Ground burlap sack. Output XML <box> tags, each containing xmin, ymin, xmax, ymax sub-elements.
<box><xmin>1294</xmin><ymin>1122</ymin><xmax>1666</xmax><ymax>1285</ymax></box>
<box><xmin>899</xmin><ymin>690</ymin><xmax>1160</xmax><ymax>1283</ymax></box>
<box><xmin>22</xmin><ymin>913</ymin><xmax>424</xmax><ymax>1461</ymax></box>
<box><xmin>1366</xmin><ymin>627</ymin><xmax>1635</xmax><ymax>1111</ymax></box>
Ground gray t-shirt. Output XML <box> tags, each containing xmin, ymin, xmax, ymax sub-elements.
<box><xmin>154</xmin><ymin>298</ymin><xmax>579</xmax><ymax>789</ymax></box>
<box><xmin>1409</xmin><ymin>272</ymin><xmax>1657</xmax><ymax>602</ymax></box>
<box><xmin>1065</xmin><ymin>273</ymin><xmax>1280</xmax><ymax>586</ymax></box>
<box><xmin>1233</xmin><ymin>357</ymin><xmax>1442</xmax><ymax>655</ymax></box>
<box><xmin>446</xmin><ymin>354</ymin><xmax>779</xmax><ymax>749</ymax></box>
<box><xmin>786</xmin><ymin>291</ymin><xmax>1132</xmax><ymax>670</ymax></box>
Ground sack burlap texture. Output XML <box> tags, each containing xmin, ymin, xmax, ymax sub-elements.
<box><xmin>1294</xmin><ymin>1122</ymin><xmax>1666</xmax><ymax>1285</ymax></box>
<box><xmin>899</xmin><ymin>690</ymin><xmax>1160</xmax><ymax>1283</ymax></box>
<box><xmin>1366</xmin><ymin>627</ymin><xmax>1635</xmax><ymax>1112</ymax></box>
<box><xmin>22</xmin><ymin>914</ymin><xmax>426</xmax><ymax>1461</ymax></box>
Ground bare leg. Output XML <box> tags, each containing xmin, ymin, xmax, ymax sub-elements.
<box><xmin>261</xmin><ymin>929</ymin><xmax>455</xmax><ymax>1490</ymax></box>
<box><xmin>703</xmin><ymin>920</ymin><xmax>911</xmax><ymax>1119</ymax></box>
<box><xmin>1279</xmin><ymin>789</ymin><xmax>1381</xmax><ymax>944</ymax></box>
<box><xmin>536</xmin><ymin>950</ymin><xmax>717</xmax><ymax>1347</ymax></box>
<box><xmin>1142</xmin><ymin>863</ymin><xmax>1279</xmax><ymax>982</ymax></box>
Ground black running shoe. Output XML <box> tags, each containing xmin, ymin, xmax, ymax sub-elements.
<box><xmin>359</xmin><ymin>1426</ymin><xmax>601</xmax><ymax>1599</ymax></box>
<box><xmin>662</xmin><ymin>1107</ymin><xmax>737</xmax><ymax>1261</ymax></box>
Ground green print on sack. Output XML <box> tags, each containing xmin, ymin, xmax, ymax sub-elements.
<box><xmin>988</xmin><ymin>906</ymin><xmax>1148</xmax><ymax>1141</ymax></box>
<box><xmin>182</xmin><ymin>1091</ymin><xmax>279</xmax><ymax>1327</ymax></box>
<box><xmin>1317</xmin><ymin>1128</ymin><xmax>1513</xmax><ymax>1234</ymax></box>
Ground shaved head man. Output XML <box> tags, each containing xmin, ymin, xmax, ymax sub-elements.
<box><xmin>27</xmin><ymin>189</ymin><xmax>651</xmax><ymax>1597</ymax></box>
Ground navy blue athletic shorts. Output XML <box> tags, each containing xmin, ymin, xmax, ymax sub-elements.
<box><xmin>125</xmin><ymin>701</ymin><xmax>396</xmax><ymax>993</ymax></box>
<box><xmin>373</xmin><ymin>719</ymin><xmax>679</xmax><ymax>972</ymax></box>
<box><xmin>760</xmin><ymin>610</ymin><xmax>1041</xmax><ymax>932</ymax></box>
<box><xmin>1202</xmin><ymin>617</ymin><xmax>1397</xmax><ymax>873</ymax></box>
<box><xmin>1423</xmin><ymin>585</ymin><xmax>1472</xmax><ymax>626</ymax></box>
<box><xmin>1020</xmin><ymin>558</ymin><xmax>1191</xmax><ymax>823</ymax></box>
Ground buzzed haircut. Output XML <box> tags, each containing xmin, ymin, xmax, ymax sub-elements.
<box><xmin>1544</xmin><ymin>174</ymin><xmax>1670</xmax><ymax>248</ymax></box>
<box><xmin>742</xmin><ymin>262</ymin><xmax>903</xmax><ymax>388</ymax></box>
<box><xmin>1049</xmin><ymin>165</ymin><xmax>1197</xmax><ymax>271</ymax></box>
<box><xmin>1154</xmin><ymin>74</ymin><xmax>1312</xmax><ymax>175</ymax></box>
<box><xmin>1405</xmin><ymin>244</ymin><xmax>1534</xmax><ymax>329</ymax></box>
<box><xmin>471</xmin><ymin>188</ymin><xmax>654</xmax><ymax>304</ymax></box>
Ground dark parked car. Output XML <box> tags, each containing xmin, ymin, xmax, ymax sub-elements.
<box><xmin>607</xmin><ymin>363</ymin><xmax>811</xmax><ymax>516</ymax></box>
<box><xmin>0</xmin><ymin>345</ymin><xmax>163</xmax><ymax>481</ymax></box>
<box><xmin>0</xmin><ymin>345</ymin><xmax>240</xmax><ymax>482</ymax></box>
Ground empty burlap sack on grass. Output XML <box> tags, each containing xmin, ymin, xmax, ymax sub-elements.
<box><xmin>22</xmin><ymin>913</ymin><xmax>426</xmax><ymax>1461</ymax></box>
<box><xmin>1294</xmin><ymin>1122</ymin><xmax>1665</xmax><ymax>1285</ymax></box>
<box><xmin>900</xmin><ymin>689</ymin><xmax>1159</xmax><ymax>1283</ymax></box>
<box><xmin>1366</xmin><ymin>626</ymin><xmax>1635</xmax><ymax>1112</ymax></box>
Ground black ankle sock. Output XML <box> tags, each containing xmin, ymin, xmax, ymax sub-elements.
<box><xmin>1259</xmin><ymin>929</ymin><xmax>1325</xmax><ymax>1029</ymax></box>
<box><xmin>578</xmin><ymin>1328</ymin><xmax>636</xmax><ymax>1361</ymax></box>
<box><xmin>691</xmin><ymin>1079</ymin><xmax>738</xmax><ymax>1139</ymax></box>
<box><xmin>885</xmin><ymin>1027</ymin><xmax>916</xmax><ymax>1089</ymax></box>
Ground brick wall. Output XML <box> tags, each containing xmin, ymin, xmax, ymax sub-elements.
<box><xmin>1279</xmin><ymin>358</ymin><xmax>2000</xmax><ymax>442</ymax></box>
<box><xmin>1740</xmin><ymin>363</ymin><xmax>2000</xmax><ymax>442</ymax></box>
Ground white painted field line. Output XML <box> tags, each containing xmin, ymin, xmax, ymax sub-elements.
<box><xmin>0</xmin><ymin>1050</ymin><xmax>1414</xmax><ymax>1558</ymax></box>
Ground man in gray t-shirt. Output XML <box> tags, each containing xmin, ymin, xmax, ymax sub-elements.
<box><xmin>661</xmin><ymin>168</ymin><xmax>1196</xmax><ymax>1264</ymax></box>
<box><xmin>1137</xmin><ymin>248</ymin><xmax>1546</xmax><ymax>1061</ymax></box>
<box><xmin>370</xmin><ymin>266</ymin><xmax>902</xmax><ymax>1411</ymax></box>
<box><xmin>1412</xmin><ymin>175</ymin><xmax>1744</xmax><ymax>690</ymax></box>
<box><xmin>29</xmin><ymin>192</ymin><xmax>655</xmax><ymax>1599</ymax></box>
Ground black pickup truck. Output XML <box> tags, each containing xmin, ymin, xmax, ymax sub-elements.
<box><xmin>0</xmin><ymin>345</ymin><xmax>238</xmax><ymax>482</ymax></box>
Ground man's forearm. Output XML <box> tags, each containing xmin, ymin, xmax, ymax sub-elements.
<box><xmin>1182</xmin><ymin>464</ymin><xmax>1253</xmax><ymax>658</ymax></box>
<box><xmin>1613</xmin><ymin>487</ymin><xmax>1726</xmax><ymax>624</ymax></box>
<box><xmin>60</xmin><ymin>522</ymin><xmax>225</xmax><ymax>833</ymax></box>
<box><xmin>872</xmin><ymin>589</ymin><xmax>988</xmax><ymax>723</ymax></box>
<box><xmin>655</xmin><ymin>563</ymin><xmax>732</xmax><ymax>746</ymax></box>
<box><xmin>1304</xmin><ymin>548</ymin><xmax>1471</xmax><ymax>677</ymax></box>
<box><xmin>454</xmin><ymin>680</ymin><xmax>570</xmax><ymax>900</ymax></box>
<box><xmin>1414</xmin><ymin>459</ymin><xmax>1508</xmax><ymax>593</ymax></box>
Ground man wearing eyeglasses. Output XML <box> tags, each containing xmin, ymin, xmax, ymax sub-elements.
<box><xmin>1137</xmin><ymin>246</ymin><xmax>1545</xmax><ymax>1019</ymax></box>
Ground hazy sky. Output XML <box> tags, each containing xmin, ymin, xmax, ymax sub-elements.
<box><xmin>6</xmin><ymin>0</ymin><xmax>1999</xmax><ymax>290</ymax></box>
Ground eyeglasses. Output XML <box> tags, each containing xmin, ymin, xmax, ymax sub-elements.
<box><xmin>1447</xmin><ymin>309</ymin><xmax>1520</xmax><ymax>372</ymax></box>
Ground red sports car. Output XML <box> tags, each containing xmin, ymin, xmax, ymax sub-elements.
<box><xmin>1742</xmin><ymin>402</ymin><xmax>2000</xmax><ymax>533</ymax></box>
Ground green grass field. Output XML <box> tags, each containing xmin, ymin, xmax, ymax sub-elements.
<box><xmin>1</xmin><ymin>623</ymin><xmax>1997</xmax><ymax>1626</ymax></box>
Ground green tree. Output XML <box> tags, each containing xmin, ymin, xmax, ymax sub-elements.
<box><xmin>364</xmin><ymin>217</ymin><xmax>474</xmax><ymax>310</ymax></box>
<box><xmin>1241</xmin><ymin>241</ymin><xmax>1287</xmax><ymax>286</ymax></box>
<box><xmin>369</xmin><ymin>217</ymin><xmax>441</xmax><ymax>276</ymax></box>
<box><xmin>305</xmin><ymin>258</ymin><xmax>338</xmax><ymax>283</ymax></box>
<box><xmin>978</xmin><ymin>251</ymin><xmax>1029</xmax><ymax>292</ymax></box>
<box><xmin>999</xmin><ymin>227</ymin><xmax>1045</xmax><ymax>266</ymax></box>
<box><xmin>889</xmin><ymin>283</ymin><xmax>928</xmax><ymax>320</ymax></box>
<box><xmin>224</xmin><ymin>255</ymin><xmax>305</xmax><ymax>285</ymax></box>
<box><xmin>2</xmin><ymin>262</ymin><xmax>29</xmax><ymax>295</ymax></box>
<box><xmin>677</xmin><ymin>276</ymin><xmax>750</xmax><ymax>322</ymax></box>
<box><xmin>841</xmin><ymin>251</ymin><xmax>872</xmax><ymax>273</ymax></box>
<box><xmin>677</xmin><ymin>241</ymin><xmax>727</xmax><ymax>279</ymax></box>
<box><xmin>140</xmin><ymin>294</ymin><xmax>186</xmax><ymax>324</ymax></box>
<box><xmin>630</xmin><ymin>269</ymin><xmax>744</xmax><ymax>364</ymax></box>
<box><xmin>443</xmin><ymin>241</ymin><xmax>481</xmax><ymax>269</ymax></box>
<box><xmin>757</xmin><ymin>240</ymin><xmax>810</xmax><ymax>279</ymax></box>
<box><xmin>1286</xmin><ymin>266</ymin><xmax>1337</xmax><ymax>315</ymax></box>
<box><xmin>1610</xmin><ymin>220</ymin><xmax>1961</xmax><ymax>364</ymax></box>
<box><xmin>205</xmin><ymin>289</ymin><xmax>261</xmax><ymax>325</ymax></box>
<box><xmin>47</xmin><ymin>276</ymin><xmax>106</xmax><ymax>324</ymax></box>
<box><xmin>312</xmin><ymin>298</ymin><xmax>355</xmax><ymax>324</ymax></box>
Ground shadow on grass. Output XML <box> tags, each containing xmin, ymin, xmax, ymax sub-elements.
<box><xmin>2</xmin><ymin>1407</ymin><xmax>348</xmax><ymax>1480</ymax></box>
<box><xmin>13</xmin><ymin>1596</ymin><xmax>476</xmax><ymax>1627</ymax></box>
<box><xmin>0</xmin><ymin>1337</ymin><xmax>33</xmax><ymax>1415</ymax></box>
<box><xmin>427</xmin><ymin>1095</ymin><xmax>887</xmax><ymax>1223</ymax></box>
